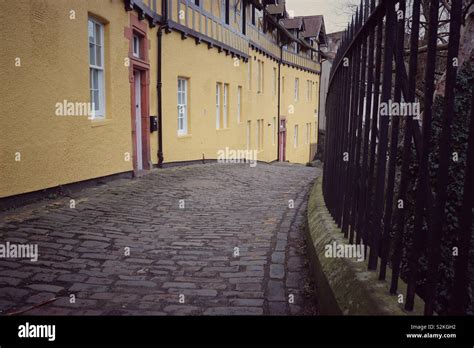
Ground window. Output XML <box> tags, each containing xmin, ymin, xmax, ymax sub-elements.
<box><xmin>222</xmin><ymin>0</ymin><xmax>230</xmax><ymax>25</ymax></box>
<box><xmin>273</xmin><ymin>117</ymin><xmax>277</xmax><ymax>146</ymax></box>
<box><xmin>315</xmin><ymin>81</ymin><xmax>319</xmax><ymax>104</ymax></box>
<box><xmin>251</xmin><ymin>5</ymin><xmax>256</xmax><ymax>25</ymax></box>
<box><xmin>133</xmin><ymin>34</ymin><xmax>140</xmax><ymax>58</ymax></box>
<box><xmin>237</xmin><ymin>86</ymin><xmax>242</xmax><ymax>123</ymax></box>
<box><xmin>241</xmin><ymin>0</ymin><xmax>246</xmax><ymax>34</ymax></box>
<box><xmin>273</xmin><ymin>67</ymin><xmax>277</xmax><ymax>96</ymax></box>
<box><xmin>191</xmin><ymin>0</ymin><xmax>200</xmax><ymax>6</ymax></box>
<box><xmin>294</xmin><ymin>78</ymin><xmax>299</xmax><ymax>101</ymax></box>
<box><xmin>294</xmin><ymin>125</ymin><xmax>299</xmax><ymax>148</ymax></box>
<box><xmin>216</xmin><ymin>83</ymin><xmax>221</xmax><ymax>129</ymax></box>
<box><xmin>88</xmin><ymin>17</ymin><xmax>105</xmax><ymax>118</ymax></box>
<box><xmin>223</xmin><ymin>84</ymin><xmax>229</xmax><ymax>128</ymax></box>
<box><xmin>177</xmin><ymin>78</ymin><xmax>188</xmax><ymax>135</ymax></box>
<box><xmin>306</xmin><ymin>123</ymin><xmax>311</xmax><ymax>145</ymax></box>
<box><xmin>257</xmin><ymin>60</ymin><xmax>264</xmax><ymax>94</ymax></box>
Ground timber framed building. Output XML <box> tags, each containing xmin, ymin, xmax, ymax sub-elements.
<box><xmin>1</xmin><ymin>0</ymin><xmax>327</xmax><ymax>202</ymax></box>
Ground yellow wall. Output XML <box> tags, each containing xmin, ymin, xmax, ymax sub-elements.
<box><xmin>160</xmin><ymin>37</ymin><xmax>319</xmax><ymax>165</ymax></box>
<box><xmin>280</xmin><ymin>64</ymin><xmax>320</xmax><ymax>164</ymax></box>
<box><xmin>0</xmin><ymin>0</ymin><xmax>320</xmax><ymax>199</ymax></box>
<box><xmin>1</xmin><ymin>0</ymin><xmax>133</xmax><ymax>198</ymax></box>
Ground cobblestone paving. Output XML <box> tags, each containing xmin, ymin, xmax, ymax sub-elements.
<box><xmin>0</xmin><ymin>163</ymin><xmax>321</xmax><ymax>315</ymax></box>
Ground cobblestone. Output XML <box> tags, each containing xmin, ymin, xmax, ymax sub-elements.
<box><xmin>0</xmin><ymin>163</ymin><xmax>320</xmax><ymax>315</ymax></box>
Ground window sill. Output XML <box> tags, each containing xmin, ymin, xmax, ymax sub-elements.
<box><xmin>177</xmin><ymin>133</ymin><xmax>192</xmax><ymax>138</ymax></box>
<box><xmin>90</xmin><ymin>118</ymin><xmax>111</xmax><ymax>127</ymax></box>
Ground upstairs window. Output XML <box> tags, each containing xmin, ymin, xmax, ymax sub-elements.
<box><xmin>251</xmin><ymin>5</ymin><xmax>256</xmax><ymax>25</ymax></box>
<box><xmin>222</xmin><ymin>0</ymin><xmax>230</xmax><ymax>25</ymax></box>
<box><xmin>257</xmin><ymin>60</ymin><xmax>264</xmax><ymax>94</ymax></box>
<box><xmin>294</xmin><ymin>78</ymin><xmax>299</xmax><ymax>102</ymax></box>
<box><xmin>133</xmin><ymin>34</ymin><xmax>141</xmax><ymax>58</ymax></box>
<box><xmin>88</xmin><ymin>17</ymin><xmax>105</xmax><ymax>119</ymax></box>
<box><xmin>241</xmin><ymin>0</ymin><xmax>246</xmax><ymax>34</ymax></box>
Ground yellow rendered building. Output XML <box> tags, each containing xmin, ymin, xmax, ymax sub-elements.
<box><xmin>0</xmin><ymin>0</ymin><xmax>327</xmax><ymax>201</ymax></box>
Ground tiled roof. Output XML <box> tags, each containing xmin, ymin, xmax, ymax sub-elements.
<box><xmin>281</xmin><ymin>17</ymin><xmax>304</xmax><ymax>30</ymax></box>
<box><xmin>298</xmin><ymin>15</ymin><xmax>323</xmax><ymax>38</ymax></box>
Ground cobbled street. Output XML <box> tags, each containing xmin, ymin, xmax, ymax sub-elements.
<box><xmin>0</xmin><ymin>163</ymin><xmax>321</xmax><ymax>315</ymax></box>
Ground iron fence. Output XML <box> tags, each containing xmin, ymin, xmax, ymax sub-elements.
<box><xmin>323</xmin><ymin>0</ymin><xmax>473</xmax><ymax>315</ymax></box>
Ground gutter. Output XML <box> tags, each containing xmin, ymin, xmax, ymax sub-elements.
<box><xmin>277</xmin><ymin>42</ymin><xmax>283</xmax><ymax>161</ymax></box>
<box><xmin>156</xmin><ymin>0</ymin><xmax>168</xmax><ymax>167</ymax></box>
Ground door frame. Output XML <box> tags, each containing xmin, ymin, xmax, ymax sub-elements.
<box><xmin>127</xmin><ymin>14</ymin><xmax>151</xmax><ymax>174</ymax></box>
<box><xmin>133</xmin><ymin>70</ymin><xmax>144</xmax><ymax>171</ymax></box>
<box><xmin>279</xmin><ymin>117</ymin><xmax>287</xmax><ymax>162</ymax></box>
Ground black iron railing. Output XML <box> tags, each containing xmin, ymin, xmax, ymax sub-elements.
<box><xmin>324</xmin><ymin>0</ymin><xmax>472</xmax><ymax>315</ymax></box>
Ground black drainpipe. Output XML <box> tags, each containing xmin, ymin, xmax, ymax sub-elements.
<box><xmin>157</xmin><ymin>1</ymin><xmax>168</xmax><ymax>168</ymax></box>
<box><xmin>277</xmin><ymin>42</ymin><xmax>283</xmax><ymax>161</ymax></box>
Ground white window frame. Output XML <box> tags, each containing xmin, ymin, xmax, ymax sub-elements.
<box><xmin>177</xmin><ymin>78</ymin><xmax>188</xmax><ymax>135</ymax></box>
<box><xmin>88</xmin><ymin>17</ymin><xmax>105</xmax><ymax>119</ymax></box>
<box><xmin>294</xmin><ymin>78</ymin><xmax>299</xmax><ymax>102</ymax></box>
<box><xmin>294</xmin><ymin>125</ymin><xmax>299</xmax><ymax>148</ymax></box>
<box><xmin>216</xmin><ymin>83</ymin><xmax>221</xmax><ymax>129</ymax></box>
<box><xmin>133</xmin><ymin>34</ymin><xmax>140</xmax><ymax>58</ymax></box>
<box><xmin>223</xmin><ymin>84</ymin><xmax>228</xmax><ymax>128</ymax></box>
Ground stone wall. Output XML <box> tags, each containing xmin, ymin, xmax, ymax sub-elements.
<box><xmin>305</xmin><ymin>177</ymin><xmax>424</xmax><ymax>315</ymax></box>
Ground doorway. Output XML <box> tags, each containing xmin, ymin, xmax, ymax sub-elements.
<box><xmin>279</xmin><ymin>118</ymin><xmax>287</xmax><ymax>162</ymax></box>
<box><xmin>133</xmin><ymin>70</ymin><xmax>144</xmax><ymax>171</ymax></box>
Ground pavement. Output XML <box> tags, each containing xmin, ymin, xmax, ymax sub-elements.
<box><xmin>0</xmin><ymin>162</ymin><xmax>321</xmax><ymax>315</ymax></box>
